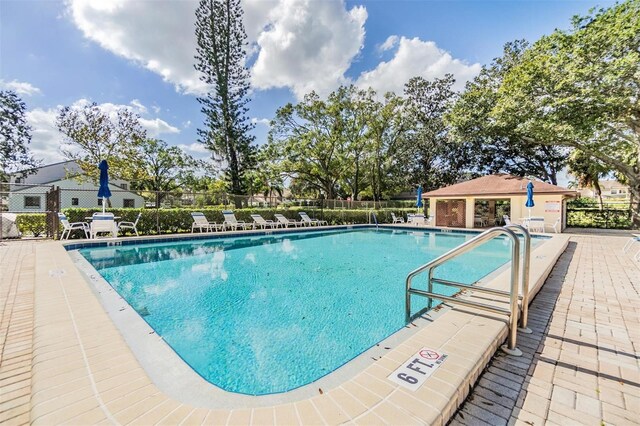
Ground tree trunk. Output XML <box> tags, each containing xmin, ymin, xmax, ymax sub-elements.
<box><xmin>629</xmin><ymin>180</ymin><xmax>640</xmax><ymax>229</ymax></box>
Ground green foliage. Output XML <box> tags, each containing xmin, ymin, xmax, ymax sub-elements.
<box><xmin>56</xmin><ymin>102</ymin><xmax>147</xmax><ymax>181</ymax></box>
<box><xmin>195</xmin><ymin>0</ymin><xmax>256</xmax><ymax>196</ymax></box>
<box><xmin>61</xmin><ymin>207</ymin><xmax>417</xmax><ymax>235</ymax></box>
<box><xmin>0</xmin><ymin>90</ymin><xmax>40</xmax><ymax>180</ymax></box>
<box><xmin>16</xmin><ymin>213</ymin><xmax>47</xmax><ymax>237</ymax></box>
<box><xmin>447</xmin><ymin>41</ymin><xmax>568</xmax><ymax>184</ymax></box>
<box><xmin>492</xmin><ymin>0</ymin><xmax>640</xmax><ymax>223</ymax></box>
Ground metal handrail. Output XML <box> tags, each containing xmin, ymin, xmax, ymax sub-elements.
<box><xmin>503</xmin><ymin>224</ymin><xmax>532</xmax><ymax>333</ymax></box>
<box><xmin>405</xmin><ymin>227</ymin><xmax>522</xmax><ymax>355</ymax></box>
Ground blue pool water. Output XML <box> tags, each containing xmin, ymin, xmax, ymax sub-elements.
<box><xmin>79</xmin><ymin>228</ymin><xmax>538</xmax><ymax>395</ymax></box>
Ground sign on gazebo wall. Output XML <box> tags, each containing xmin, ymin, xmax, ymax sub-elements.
<box><xmin>545</xmin><ymin>201</ymin><xmax>561</xmax><ymax>213</ymax></box>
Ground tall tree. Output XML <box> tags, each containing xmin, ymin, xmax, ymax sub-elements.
<box><xmin>194</xmin><ymin>0</ymin><xmax>255</xmax><ymax>199</ymax></box>
<box><xmin>268</xmin><ymin>92</ymin><xmax>347</xmax><ymax>199</ymax></box>
<box><xmin>403</xmin><ymin>75</ymin><xmax>472</xmax><ymax>191</ymax></box>
<box><xmin>57</xmin><ymin>102</ymin><xmax>146</xmax><ymax>181</ymax></box>
<box><xmin>447</xmin><ymin>41</ymin><xmax>568</xmax><ymax>184</ymax></box>
<box><xmin>493</xmin><ymin>1</ymin><xmax>640</xmax><ymax>224</ymax></box>
<box><xmin>0</xmin><ymin>90</ymin><xmax>40</xmax><ymax>181</ymax></box>
<box><xmin>568</xmin><ymin>150</ymin><xmax>610</xmax><ymax>209</ymax></box>
<box><xmin>368</xmin><ymin>92</ymin><xmax>407</xmax><ymax>201</ymax></box>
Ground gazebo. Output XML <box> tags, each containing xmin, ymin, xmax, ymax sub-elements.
<box><xmin>423</xmin><ymin>174</ymin><xmax>577</xmax><ymax>231</ymax></box>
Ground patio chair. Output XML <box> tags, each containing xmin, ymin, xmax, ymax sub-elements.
<box><xmin>391</xmin><ymin>213</ymin><xmax>404</xmax><ymax>224</ymax></box>
<box><xmin>547</xmin><ymin>217</ymin><xmax>561</xmax><ymax>234</ymax></box>
<box><xmin>427</xmin><ymin>215</ymin><xmax>434</xmax><ymax>225</ymax></box>
<box><xmin>299</xmin><ymin>212</ymin><xmax>328</xmax><ymax>226</ymax></box>
<box><xmin>90</xmin><ymin>213</ymin><xmax>117</xmax><ymax>239</ymax></box>
<box><xmin>191</xmin><ymin>212</ymin><xmax>220</xmax><ymax>233</ymax></box>
<box><xmin>527</xmin><ymin>217</ymin><xmax>545</xmax><ymax>233</ymax></box>
<box><xmin>250</xmin><ymin>214</ymin><xmax>280</xmax><ymax>229</ymax></box>
<box><xmin>222</xmin><ymin>210</ymin><xmax>252</xmax><ymax>231</ymax></box>
<box><xmin>274</xmin><ymin>214</ymin><xmax>303</xmax><ymax>228</ymax></box>
<box><xmin>57</xmin><ymin>213</ymin><xmax>89</xmax><ymax>240</ymax></box>
<box><xmin>118</xmin><ymin>212</ymin><xmax>142</xmax><ymax>236</ymax></box>
<box><xmin>503</xmin><ymin>215</ymin><xmax>512</xmax><ymax>226</ymax></box>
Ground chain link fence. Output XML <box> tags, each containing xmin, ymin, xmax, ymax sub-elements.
<box><xmin>1</xmin><ymin>182</ymin><xmax>423</xmax><ymax>240</ymax></box>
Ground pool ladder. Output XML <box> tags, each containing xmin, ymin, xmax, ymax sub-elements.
<box><xmin>405</xmin><ymin>225</ymin><xmax>531</xmax><ymax>356</ymax></box>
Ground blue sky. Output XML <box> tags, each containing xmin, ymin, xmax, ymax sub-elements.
<box><xmin>0</xmin><ymin>0</ymin><xmax>612</xmax><ymax>170</ymax></box>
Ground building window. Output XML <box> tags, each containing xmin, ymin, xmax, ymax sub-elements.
<box><xmin>15</xmin><ymin>177</ymin><xmax>21</xmax><ymax>184</ymax></box>
<box><xmin>120</xmin><ymin>183</ymin><xmax>128</xmax><ymax>190</ymax></box>
<box><xmin>72</xmin><ymin>198</ymin><xmax>79</xmax><ymax>206</ymax></box>
<box><xmin>123</xmin><ymin>199</ymin><xmax>135</xmax><ymax>208</ymax></box>
<box><xmin>24</xmin><ymin>196</ymin><xmax>41</xmax><ymax>209</ymax></box>
<box><xmin>611</xmin><ymin>189</ymin><xmax>618</xmax><ymax>195</ymax></box>
<box><xmin>98</xmin><ymin>198</ymin><xmax>103</xmax><ymax>206</ymax></box>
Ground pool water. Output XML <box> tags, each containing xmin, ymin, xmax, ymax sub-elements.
<box><xmin>79</xmin><ymin>228</ymin><xmax>535</xmax><ymax>395</ymax></box>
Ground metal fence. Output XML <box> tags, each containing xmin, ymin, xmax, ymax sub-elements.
<box><xmin>0</xmin><ymin>182</ymin><xmax>422</xmax><ymax>240</ymax></box>
<box><xmin>566</xmin><ymin>201</ymin><xmax>635</xmax><ymax>229</ymax></box>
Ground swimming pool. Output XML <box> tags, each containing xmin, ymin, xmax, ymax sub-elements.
<box><xmin>78</xmin><ymin>227</ymin><xmax>538</xmax><ymax>396</ymax></box>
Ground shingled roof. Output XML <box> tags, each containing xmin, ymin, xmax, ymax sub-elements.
<box><xmin>423</xmin><ymin>174</ymin><xmax>576</xmax><ymax>197</ymax></box>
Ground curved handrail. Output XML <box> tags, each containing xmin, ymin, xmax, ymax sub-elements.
<box><xmin>405</xmin><ymin>227</ymin><xmax>521</xmax><ymax>353</ymax></box>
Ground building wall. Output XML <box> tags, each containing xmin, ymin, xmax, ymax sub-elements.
<box><xmin>428</xmin><ymin>193</ymin><xmax>568</xmax><ymax>232</ymax></box>
<box><xmin>7</xmin><ymin>179</ymin><xmax>144</xmax><ymax>212</ymax></box>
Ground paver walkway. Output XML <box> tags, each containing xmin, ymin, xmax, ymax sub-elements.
<box><xmin>452</xmin><ymin>234</ymin><xmax>640</xmax><ymax>426</ymax></box>
<box><xmin>0</xmin><ymin>241</ymin><xmax>35</xmax><ymax>425</ymax></box>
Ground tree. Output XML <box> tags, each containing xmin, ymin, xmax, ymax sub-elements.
<box><xmin>403</xmin><ymin>75</ymin><xmax>472</xmax><ymax>191</ymax></box>
<box><xmin>194</xmin><ymin>0</ymin><xmax>256</xmax><ymax>199</ymax></box>
<box><xmin>57</xmin><ymin>102</ymin><xmax>146</xmax><ymax>181</ymax></box>
<box><xmin>367</xmin><ymin>92</ymin><xmax>407</xmax><ymax>201</ymax></box>
<box><xmin>448</xmin><ymin>41</ymin><xmax>568</xmax><ymax>184</ymax></box>
<box><xmin>135</xmin><ymin>139</ymin><xmax>202</xmax><ymax>193</ymax></box>
<box><xmin>268</xmin><ymin>92</ymin><xmax>348</xmax><ymax>199</ymax></box>
<box><xmin>0</xmin><ymin>90</ymin><xmax>39</xmax><ymax>181</ymax></box>
<box><xmin>493</xmin><ymin>1</ymin><xmax>640</xmax><ymax>224</ymax></box>
<box><xmin>568</xmin><ymin>150</ymin><xmax>610</xmax><ymax>209</ymax></box>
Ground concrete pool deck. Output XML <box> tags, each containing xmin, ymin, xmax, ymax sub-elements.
<box><xmin>0</xmin><ymin>228</ymin><xmax>637</xmax><ymax>425</ymax></box>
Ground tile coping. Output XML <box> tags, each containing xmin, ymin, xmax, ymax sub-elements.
<box><xmin>30</xmin><ymin>225</ymin><xmax>569</xmax><ymax>424</ymax></box>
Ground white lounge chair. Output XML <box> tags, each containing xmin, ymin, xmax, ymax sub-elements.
<box><xmin>503</xmin><ymin>215</ymin><xmax>512</xmax><ymax>226</ymax></box>
<box><xmin>222</xmin><ymin>210</ymin><xmax>252</xmax><ymax>231</ymax></box>
<box><xmin>250</xmin><ymin>214</ymin><xmax>280</xmax><ymax>229</ymax></box>
<box><xmin>90</xmin><ymin>213</ymin><xmax>117</xmax><ymax>239</ymax></box>
<box><xmin>274</xmin><ymin>214</ymin><xmax>303</xmax><ymax>228</ymax></box>
<box><xmin>391</xmin><ymin>213</ymin><xmax>404</xmax><ymax>224</ymax></box>
<box><xmin>623</xmin><ymin>234</ymin><xmax>640</xmax><ymax>253</ymax></box>
<box><xmin>118</xmin><ymin>212</ymin><xmax>142</xmax><ymax>236</ymax></box>
<box><xmin>58</xmin><ymin>213</ymin><xmax>89</xmax><ymax>240</ymax></box>
<box><xmin>191</xmin><ymin>212</ymin><xmax>220</xmax><ymax>233</ymax></box>
<box><xmin>299</xmin><ymin>212</ymin><xmax>328</xmax><ymax>226</ymax></box>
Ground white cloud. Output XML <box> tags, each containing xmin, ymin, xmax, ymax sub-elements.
<box><xmin>0</xmin><ymin>79</ymin><xmax>41</xmax><ymax>96</ymax></box>
<box><xmin>65</xmin><ymin>0</ymin><xmax>366</xmax><ymax>99</ymax></box>
<box><xmin>25</xmin><ymin>99</ymin><xmax>180</xmax><ymax>165</ymax></box>
<box><xmin>251</xmin><ymin>117</ymin><xmax>271</xmax><ymax>127</ymax></box>
<box><xmin>25</xmin><ymin>108</ymin><xmax>67</xmax><ymax>164</ymax></box>
<box><xmin>250</xmin><ymin>0</ymin><xmax>367</xmax><ymax>99</ymax></box>
<box><xmin>356</xmin><ymin>36</ymin><xmax>482</xmax><ymax>95</ymax></box>
<box><xmin>377</xmin><ymin>35</ymin><xmax>398</xmax><ymax>53</ymax></box>
<box><xmin>177</xmin><ymin>142</ymin><xmax>210</xmax><ymax>159</ymax></box>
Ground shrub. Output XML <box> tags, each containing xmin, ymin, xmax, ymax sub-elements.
<box><xmin>16</xmin><ymin>213</ymin><xmax>47</xmax><ymax>237</ymax></box>
<box><xmin>61</xmin><ymin>207</ymin><xmax>419</xmax><ymax>236</ymax></box>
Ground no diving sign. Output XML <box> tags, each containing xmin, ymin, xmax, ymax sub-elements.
<box><xmin>387</xmin><ymin>347</ymin><xmax>447</xmax><ymax>391</ymax></box>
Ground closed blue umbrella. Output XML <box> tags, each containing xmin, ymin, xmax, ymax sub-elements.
<box><xmin>525</xmin><ymin>181</ymin><xmax>534</xmax><ymax>217</ymax></box>
<box><xmin>416</xmin><ymin>185</ymin><xmax>423</xmax><ymax>209</ymax></box>
<box><xmin>98</xmin><ymin>160</ymin><xmax>111</xmax><ymax>213</ymax></box>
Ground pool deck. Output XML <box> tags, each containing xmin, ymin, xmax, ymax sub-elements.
<box><xmin>0</xmin><ymin>229</ymin><xmax>637</xmax><ymax>425</ymax></box>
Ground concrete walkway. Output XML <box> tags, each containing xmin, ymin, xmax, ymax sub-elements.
<box><xmin>452</xmin><ymin>234</ymin><xmax>640</xmax><ymax>426</ymax></box>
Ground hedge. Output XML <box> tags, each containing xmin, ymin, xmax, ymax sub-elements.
<box><xmin>15</xmin><ymin>213</ymin><xmax>47</xmax><ymax>237</ymax></box>
<box><xmin>61</xmin><ymin>207</ymin><xmax>421</xmax><ymax>236</ymax></box>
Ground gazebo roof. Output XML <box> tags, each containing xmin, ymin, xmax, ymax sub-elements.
<box><xmin>423</xmin><ymin>174</ymin><xmax>576</xmax><ymax>197</ymax></box>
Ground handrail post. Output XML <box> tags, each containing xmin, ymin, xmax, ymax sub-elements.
<box><xmin>504</xmin><ymin>224</ymin><xmax>533</xmax><ymax>334</ymax></box>
<box><xmin>500</xmin><ymin>233</ymin><xmax>522</xmax><ymax>356</ymax></box>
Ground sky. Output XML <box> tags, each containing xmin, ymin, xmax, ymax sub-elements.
<box><xmin>0</xmin><ymin>0</ymin><xmax>614</xmax><ymax>175</ymax></box>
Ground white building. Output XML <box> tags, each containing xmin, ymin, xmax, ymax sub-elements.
<box><xmin>8</xmin><ymin>160</ymin><xmax>144</xmax><ymax>212</ymax></box>
<box><xmin>578</xmin><ymin>180</ymin><xmax>630</xmax><ymax>200</ymax></box>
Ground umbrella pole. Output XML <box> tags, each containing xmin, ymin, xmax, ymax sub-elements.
<box><xmin>103</xmin><ymin>197</ymin><xmax>106</xmax><ymax>214</ymax></box>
